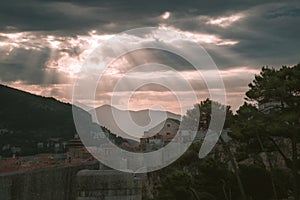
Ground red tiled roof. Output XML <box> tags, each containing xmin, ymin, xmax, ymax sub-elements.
<box><xmin>162</xmin><ymin>134</ymin><xmax>176</xmax><ymax>142</ymax></box>
<box><xmin>0</xmin><ymin>153</ymin><xmax>93</xmax><ymax>173</ymax></box>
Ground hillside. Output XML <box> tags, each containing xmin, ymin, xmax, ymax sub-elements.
<box><xmin>0</xmin><ymin>84</ymin><xmax>90</xmax><ymax>157</ymax></box>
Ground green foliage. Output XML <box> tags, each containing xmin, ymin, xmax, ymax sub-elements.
<box><xmin>181</xmin><ymin>98</ymin><xmax>233</xmax><ymax>131</ymax></box>
<box><xmin>231</xmin><ymin>63</ymin><xmax>300</xmax><ymax>199</ymax></box>
<box><xmin>246</xmin><ymin>64</ymin><xmax>300</xmax><ymax>107</ymax></box>
<box><xmin>244</xmin><ymin>64</ymin><xmax>300</xmax><ymax>140</ymax></box>
<box><xmin>154</xmin><ymin>141</ymin><xmax>239</xmax><ymax>200</ymax></box>
<box><xmin>231</xmin><ymin>64</ymin><xmax>300</xmax><ymax>155</ymax></box>
<box><xmin>154</xmin><ymin>64</ymin><xmax>300</xmax><ymax>200</ymax></box>
<box><xmin>157</xmin><ymin>170</ymin><xmax>193</xmax><ymax>200</ymax></box>
<box><xmin>240</xmin><ymin>165</ymin><xmax>273</xmax><ymax>200</ymax></box>
<box><xmin>272</xmin><ymin>168</ymin><xmax>294</xmax><ymax>199</ymax></box>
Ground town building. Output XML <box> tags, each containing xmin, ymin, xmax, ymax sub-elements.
<box><xmin>67</xmin><ymin>134</ymin><xmax>91</xmax><ymax>160</ymax></box>
<box><xmin>140</xmin><ymin>118</ymin><xmax>180</xmax><ymax>152</ymax></box>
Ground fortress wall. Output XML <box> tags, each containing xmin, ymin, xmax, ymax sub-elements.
<box><xmin>0</xmin><ymin>161</ymin><xmax>99</xmax><ymax>200</ymax></box>
<box><xmin>76</xmin><ymin>170</ymin><xmax>142</xmax><ymax>200</ymax></box>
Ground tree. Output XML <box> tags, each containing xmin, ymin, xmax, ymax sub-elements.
<box><xmin>182</xmin><ymin>98</ymin><xmax>233</xmax><ymax>132</ymax></box>
<box><xmin>234</xmin><ymin>64</ymin><xmax>300</xmax><ymax>199</ymax></box>
<box><xmin>231</xmin><ymin>103</ymin><xmax>280</xmax><ymax>199</ymax></box>
<box><xmin>181</xmin><ymin>99</ymin><xmax>247</xmax><ymax>200</ymax></box>
<box><xmin>156</xmin><ymin>148</ymin><xmax>236</xmax><ymax>200</ymax></box>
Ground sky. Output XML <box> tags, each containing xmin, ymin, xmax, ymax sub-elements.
<box><xmin>0</xmin><ymin>0</ymin><xmax>299</xmax><ymax>114</ymax></box>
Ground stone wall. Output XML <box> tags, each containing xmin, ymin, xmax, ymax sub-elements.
<box><xmin>0</xmin><ymin>161</ymin><xmax>99</xmax><ymax>200</ymax></box>
<box><xmin>76</xmin><ymin>170</ymin><xmax>142</xmax><ymax>200</ymax></box>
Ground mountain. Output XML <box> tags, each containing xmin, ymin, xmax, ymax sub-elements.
<box><xmin>89</xmin><ymin>104</ymin><xmax>181</xmax><ymax>141</ymax></box>
<box><xmin>0</xmin><ymin>84</ymin><xmax>179</xmax><ymax>157</ymax></box>
<box><xmin>0</xmin><ymin>84</ymin><xmax>91</xmax><ymax>157</ymax></box>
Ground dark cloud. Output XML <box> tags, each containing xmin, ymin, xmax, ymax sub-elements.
<box><xmin>0</xmin><ymin>1</ymin><xmax>108</xmax><ymax>34</ymax></box>
<box><xmin>0</xmin><ymin>48</ymin><xmax>62</xmax><ymax>84</ymax></box>
<box><xmin>168</xmin><ymin>2</ymin><xmax>300</xmax><ymax>68</ymax></box>
<box><xmin>0</xmin><ymin>0</ymin><xmax>299</xmax><ymax>110</ymax></box>
<box><xmin>0</xmin><ymin>0</ymin><xmax>294</xmax><ymax>33</ymax></box>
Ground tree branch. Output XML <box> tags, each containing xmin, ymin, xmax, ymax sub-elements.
<box><xmin>267</xmin><ymin>136</ymin><xmax>292</xmax><ymax>168</ymax></box>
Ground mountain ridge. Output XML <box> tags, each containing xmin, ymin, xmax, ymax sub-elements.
<box><xmin>89</xmin><ymin>104</ymin><xmax>181</xmax><ymax>140</ymax></box>
<box><xmin>0</xmin><ymin>84</ymin><xmax>143</xmax><ymax>156</ymax></box>
<box><xmin>0</xmin><ymin>84</ymin><xmax>92</xmax><ymax>156</ymax></box>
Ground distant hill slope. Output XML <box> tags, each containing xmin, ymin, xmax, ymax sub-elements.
<box><xmin>0</xmin><ymin>84</ymin><xmax>89</xmax><ymax>156</ymax></box>
<box><xmin>0</xmin><ymin>85</ymin><xmax>141</xmax><ymax>157</ymax></box>
<box><xmin>90</xmin><ymin>104</ymin><xmax>181</xmax><ymax>140</ymax></box>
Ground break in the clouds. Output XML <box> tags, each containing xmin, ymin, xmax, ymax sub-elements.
<box><xmin>0</xmin><ymin>0</ymin><xmax>299</xmax><ymax>112</ymax></box>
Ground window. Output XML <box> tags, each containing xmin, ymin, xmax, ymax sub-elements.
<box><xmin>166</xmin><ymin>123</ymin><xmax>171</xmax><ymax>128</ymax></box>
